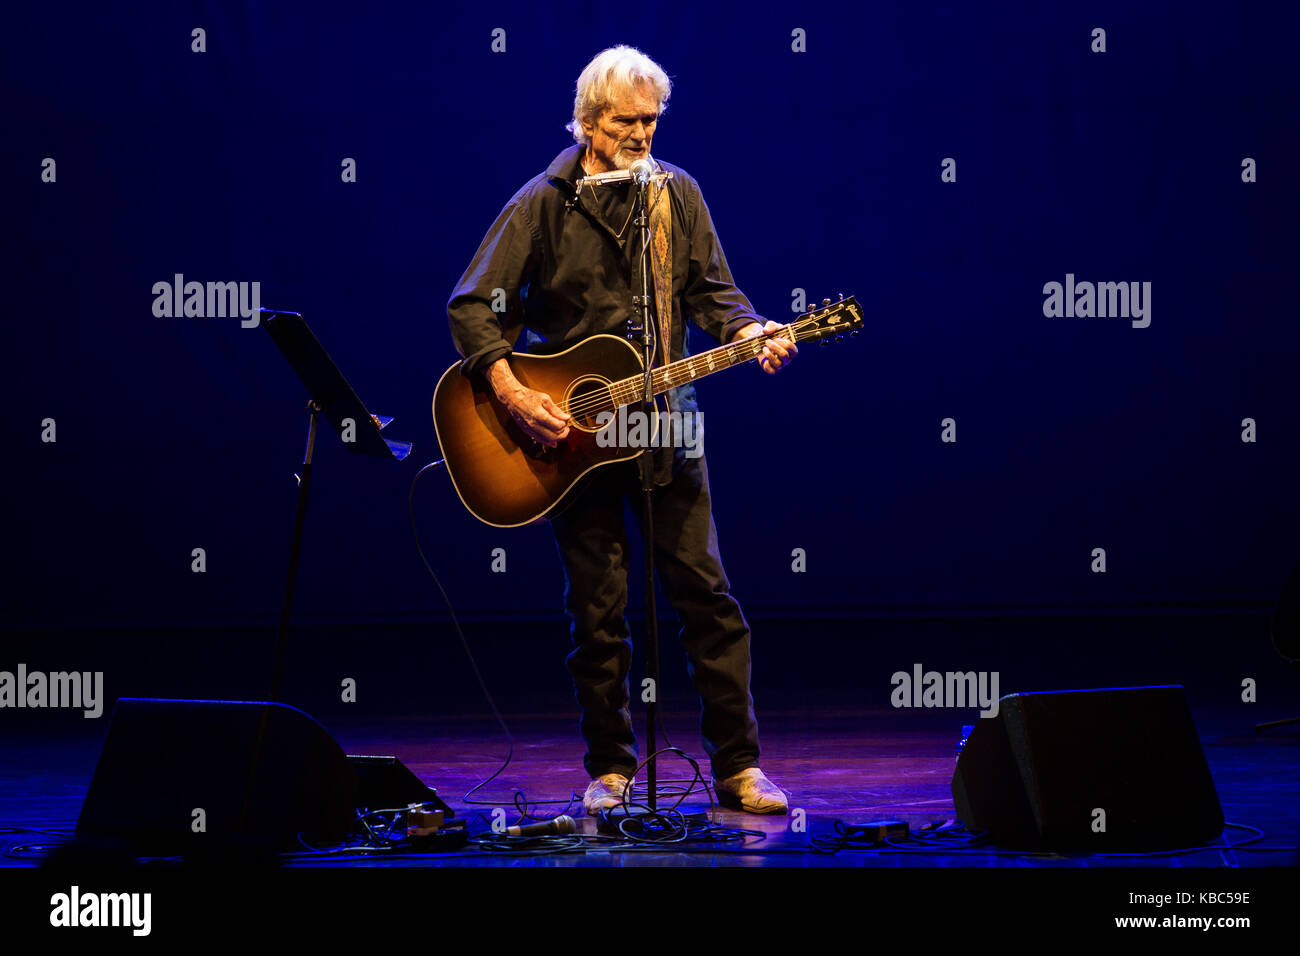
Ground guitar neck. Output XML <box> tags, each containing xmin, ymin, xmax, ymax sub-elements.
<box><xmin>606</xmin><ymin>324</ymin><xmax>804</xmax><ymax>408</ymax></box>
<box><xmin>592</xmin><ymin>295</ymin><xmax>861</xmax><ymax>412</ymax></box>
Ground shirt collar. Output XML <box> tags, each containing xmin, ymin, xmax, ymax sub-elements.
<box><xmin>546</xmin><ymin>144</ymin><xmax>586</xmax><ymax>189</ymax></box>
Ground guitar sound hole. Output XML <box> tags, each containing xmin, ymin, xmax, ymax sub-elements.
<box><xmin>565</xmin><ymin>377</ymin><xmax>614</xmax><ymax>432</ymax></box>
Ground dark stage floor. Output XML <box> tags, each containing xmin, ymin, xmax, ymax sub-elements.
<box><xmin>3</xmin><ymin>706</ymin><xmax>1297</xmax><ymax>868</ymax></box>
<box><xmin>4</xmin><ymin>614</ymin><xmax>1298</xmax><ymax>870</ymax></box>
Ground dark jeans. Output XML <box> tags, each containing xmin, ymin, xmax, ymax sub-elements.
<box><xmin>550</xmin><ymin>453</ymin><xmax>761</xmax><ymax>781</ymax></box>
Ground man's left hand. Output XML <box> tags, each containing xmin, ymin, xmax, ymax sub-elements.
<box><xmin>733</xmin><ymin>321</ymin><xmax>798</xmax><ymax>374</ymax></box>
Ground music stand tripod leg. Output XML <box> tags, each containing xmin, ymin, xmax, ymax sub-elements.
<box><xmin>271</xmin><ymin>399</ymin><xmax>321</xmax><ymax>702</ymax></box>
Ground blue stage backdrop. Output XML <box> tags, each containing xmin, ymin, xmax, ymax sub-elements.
<box><xmin>4</xmin><ymin>1</ymin><xmax>1298</xmax><ymax>630</ymax></box>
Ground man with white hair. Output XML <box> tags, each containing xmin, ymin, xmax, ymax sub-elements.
<box><xmin>448</xmin><ymin>45</ymin><xmax>794</xmax><ymax>815</ymax></box>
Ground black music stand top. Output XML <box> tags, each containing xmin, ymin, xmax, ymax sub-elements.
<box><xmin>261</xmin><ymin>308</ymin><xmax>412</xmax><ymax>461</ymax></box>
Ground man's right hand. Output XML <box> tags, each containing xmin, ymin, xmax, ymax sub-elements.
<box><xmin>486</xmin><ymin>358</ymin><xmax>571</xmax><ymax>447</ymax></box>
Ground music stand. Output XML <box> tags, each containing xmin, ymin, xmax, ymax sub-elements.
<box><xmin>261</xmin><ymin>308</ymin><xmax>412</xmax><ymax>700</ymax></box>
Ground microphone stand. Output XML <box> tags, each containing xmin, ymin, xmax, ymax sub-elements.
<box><xmin>631</xmin><ymin>171</ymin><xmax>660</xmax><ymax>811</ymax></box>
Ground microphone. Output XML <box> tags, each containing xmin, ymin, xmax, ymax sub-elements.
<box><xmin>504</xmin><ymin>814</ymin><xmax>577</xmax><ymax>838</ymax></box>
<box><xmin>575</xmin><ymin>159</ymin><xmax>672</xmax><ymax>190</ymax></box>
<box><xmin>630</xmin><ymin>158</ymin><xmax>654</xmax><ymax>186</ymax></box>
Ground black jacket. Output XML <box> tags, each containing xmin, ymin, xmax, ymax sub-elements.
<box><xmin>446</xmin><ymin>143</ymin><xmax>765</xmax><ymax>480</ymax></box>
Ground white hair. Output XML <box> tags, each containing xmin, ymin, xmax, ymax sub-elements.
<box><xmin>566</xmin><ymin>46</ymin><xmax>672</xmax><ymax>146</ymax></box>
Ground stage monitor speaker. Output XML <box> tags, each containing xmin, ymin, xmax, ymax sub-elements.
<box><xmin>348</xmin><ymin>754</ymin><xmax>454</xmax><ymax>819</ymax></box>
<box><xmin>77</xmin><ymin>698</ymin><xmax>359</xmax><ymax>856</ymax></box>
<box><xmin>951</xmin><ymin>685</ymin><xmax>1223</xmax><ymax>851</ymax></box>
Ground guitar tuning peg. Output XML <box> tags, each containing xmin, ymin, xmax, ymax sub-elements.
<box><xmin>821</xmin><ymin>298</ymin><xmax>831</xmax><ymax>306</ymax></box>
<box><xmin>850</xmin><ymin>329</ymin><xmax>860</xmax><ymax>336</ymax></box>
<box><xmin>837</xmin><ymin>292</ymin><xmax>844</xmax><ymax>301</ymax></box>
<box><xmin>819</xmin><ymin>339</ymin><xmax>829</xmax><ymax>347</ymax></box>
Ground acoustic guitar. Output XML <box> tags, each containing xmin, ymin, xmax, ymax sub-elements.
<box><xmin>432</xmin><ymin>295</ymin><xmax>863</xmax><ymax>526</ymax></box>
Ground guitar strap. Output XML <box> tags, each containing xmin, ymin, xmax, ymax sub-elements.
<box><xmin>646</xmin><ymin>179</ymin><xmax>673</xmax><ymax>368</ymax></box>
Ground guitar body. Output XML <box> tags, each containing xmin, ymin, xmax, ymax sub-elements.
<box><xmin>432</xmin><ymin>334</ymin><xmax>661</xmax><ymax>527</ymax></box>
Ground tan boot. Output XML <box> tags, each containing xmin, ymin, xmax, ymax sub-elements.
<box><xmin>583</xmin><ymin>773</ymin><xmax>629</xmax><ymax>814</ymax></box>
<box><xmin>713</xmin><ymin>767</ymin><xmax>788</xmax><ymax>814</ymax></box>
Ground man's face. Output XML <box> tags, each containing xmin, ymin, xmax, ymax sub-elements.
<box><xmin>581</xmin><ymin>81</ymin><xmax>660</xmax><ymax>173</ymax></box>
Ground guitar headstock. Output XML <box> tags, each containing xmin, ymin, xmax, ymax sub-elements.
<box><xmin>789</xmin><ymin>294</ymin><xmax>863</xmax><ymax>345</ymax></box>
